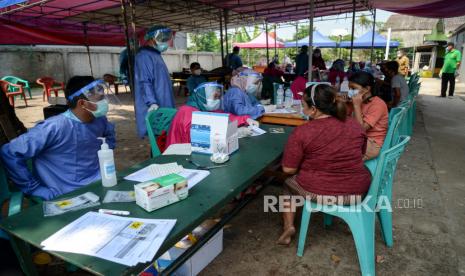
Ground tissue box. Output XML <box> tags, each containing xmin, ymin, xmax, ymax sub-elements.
<box><xmin>154</xmin><ymin>228</ymin><xmax>224</xmax><ymax>276</ymax></box>
<box><xmin>135</xmin><ymin>174</ymin><xmax>188</xmax><ymax>212</ymax></box>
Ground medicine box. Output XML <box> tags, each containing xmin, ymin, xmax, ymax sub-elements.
<box><xmin>134</xmin><ymin>174</ymin><xmax>188</xmax><ymax>212</ymax></box>
<box><xmin>154</xmin><ymin>228</ymin><xmax>224</xmax><ymax>276</ymax></box>
<box><xmin>190</xmin><ymin>112</ymin><xmax>238</xmax><ymax>155</ymax></box>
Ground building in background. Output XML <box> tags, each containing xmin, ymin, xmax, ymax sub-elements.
<box><xmin>450</xmin><ymin>24</ymin><xmax>465</xmax><ymax>83</ymax></box>
<box><xmin>385</xmin><ymin>15</ymin><xmax>465</xmax><ymax>78</ymax></box>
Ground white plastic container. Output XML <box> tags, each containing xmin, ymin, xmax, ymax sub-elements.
<box><xmin>340</xmin><ymin>76</ymin><xmax>349</xmax><ymax>92</ymax></box>
<box><xmin>97</xmin><ymin>137</ymin><xmax>117</xmax><ymax>187</ymax></box>
<box><xmin>284</xmin><ymin>88</ymin><xmax>293</xmax><ymax>108</ymax></box>
<box><xmin>276</xmin><ymin>85</ymin><xmax>284</xmax><ymax>106</ymax></box>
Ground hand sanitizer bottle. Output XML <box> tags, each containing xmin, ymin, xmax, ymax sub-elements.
<box><xmin>97</xmin><ymin>137</ymin><xmax>117</xmax><ymax>187</ymax></box>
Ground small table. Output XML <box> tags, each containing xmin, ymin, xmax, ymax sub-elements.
<box><xmin>260</xmin><ymin>113</ymin><xmax>306</xmax><ymax>126</ymax></box>
<box><xmin>1</xmin><ymin>124</ymin><xmax>292</xmax><ymax>276</ymax></box>
<box><xmin>260</xmin><ymin>106</ymin><xmax>307</xmax><ymax>126</ymax></box>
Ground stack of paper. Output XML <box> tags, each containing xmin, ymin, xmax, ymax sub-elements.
<box><xmin>148</xmin><ymin>163</ymin><xmax>184</xmax><ymax>178</ymax></box>
<box><xmin>41</xmin><ymin>212</ymin><xmax>176</xmax><ymax>266</ymax></box>
<box><xmin>266</xmin><ymin>108</ymin><xmax>297</xmax><ymax>114</ymax></box>
<box><xmin>124</xmin><ymin>165</ymin><xmax>210</xmax><ymax>190</ymax></box>
<box><xmin>162</xmin><ymin>143</ymin><xmax>192</xmax><ymax>155</ymax></box>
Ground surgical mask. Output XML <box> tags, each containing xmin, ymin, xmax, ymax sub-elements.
<box><xmin>205</xmin><ymin>99</ymin><xmax>221</xmax><ymax>111</ymax></box>
<box><xmin>87</xmin><ymin>99</ymin><xmax>109</xmax><ymax>118</ymax></box>
<box><xmin>155</xmin><ymin>42</ymin><xmax>169</xmax><ymax>52</ymax></box>
<box><xmin>193</xmin><ymin>69</ymin><xmax>201</xmax><ymax>76</ymax></box>
<box><xmin>314</xmin><ymin>53</ymin><xmax>321</xmax><ymax>57</ymax></box>
<box><xmin>348</xmin><ymin>89</ymin><xmax>360</xmax><ymax>98</ymax></box>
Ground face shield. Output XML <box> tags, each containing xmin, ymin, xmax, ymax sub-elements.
<box><xmin>194</xmin><ymin>82</ymin><xmax>224</xmax><ymax>111</ymax></box>
<box><xmin>145</xmin><ymin>26</ymin><xmax>173</xmax><ymax>52</ymax></box>
<box><xmin>67</xmin><ymin>79</ymin><xmax>120</xmax><ymax>118</ymax></box>
<box><xmin>238</xmin><ymin>71</ymin><xmax>262</xmax><ymax>96</ymax></box>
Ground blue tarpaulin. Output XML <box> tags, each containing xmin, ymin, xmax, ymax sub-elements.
<box><xmin>284</xmin><ymin>31</ymin><xmax>337</xmax><ymax>48</ymax></box>
<box><xmin>0</xmin><ymin>0</ymin><xmax>27</xmax><ymax>9</ymax></box>
<box><xmin>339</xmin><ymin>31</ymin><xmax>399</xmax><ymax>48</ymax></box>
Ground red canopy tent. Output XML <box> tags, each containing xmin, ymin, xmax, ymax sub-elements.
<box><xmin>233</xmin><ymin>32</ymin><xmax>284</xmax><ymax>49</ymax></box>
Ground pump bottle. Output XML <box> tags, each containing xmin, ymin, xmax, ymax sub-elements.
<box><xmin>97</xmin><ymin>137</ymin><xmax>117</xmax><ymax>187</ymax></box>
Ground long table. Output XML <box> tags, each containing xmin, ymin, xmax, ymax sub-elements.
<box><xmin>0</xmin><ymin>124</ymin><xmax>292</xmax><ymax>276</ymax></box>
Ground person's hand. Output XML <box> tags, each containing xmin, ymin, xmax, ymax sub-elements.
<box><xmin>439</xmin><ymin>71</ymin><xmax>443</xmax><ymax>78</ymax></box>
<box><xmin>238</xmin><ymin>127</ymin><xmax>253</xmax><ymax>138</ymax></box>
<box><xmin>263</xmin><ymin>105</ymin><xmax>277</xmax><ymax>113</ymax></box>
<box><xmin>246</xmin><ymin>118</ymin><xmax>259</xmax><ymax>128</ymax></box>
<box><xmin>148</xmin><ymin>104</ymin><xmax>159</xmax><ymax>112</ymax></box>
<box><xmin>352</xmin><ymin>93</ymin><xmax>364</xmax><ymax>107</ymax></box>
<box><xmin>336</xmin><ymin>92</ymin><xmax>349</xmax><ymax>103</ymax></box>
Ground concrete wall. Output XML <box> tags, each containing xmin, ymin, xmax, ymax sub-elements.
<box><xmin>0</xmin><ymin>45</ymin><xmax>222</xmax><ymax>83</ymax></box>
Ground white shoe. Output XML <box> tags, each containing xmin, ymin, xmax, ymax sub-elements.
<box><xmin>448</xmin><ymin>96</ymin><xmax>455</xmax><ymax>99</ymax></box>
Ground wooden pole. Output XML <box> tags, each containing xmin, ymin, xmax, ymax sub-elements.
<box><xmin>349</xmin><ymin>0</ymin><xmax>356</xmax><ymax>64</ymax></box>
<box><xmin>219</xmin><ymin>11</ymin><xmax>225</xmax><ymax>66</ymax></box>
<box><xmin>308</xmin><ymin>0</ymin><xmax>314</xmax><ymax>81</ymax></box>
<box><xmin>370</xmin><ymin>9</ymin><xmax>376</xmax><ymax>63</ymax></box>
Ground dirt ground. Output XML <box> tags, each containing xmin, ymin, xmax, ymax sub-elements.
<box><xmin>11</xmin><ymin>79</ymin><xmax>465</xmax><ymax>276</ymax></box>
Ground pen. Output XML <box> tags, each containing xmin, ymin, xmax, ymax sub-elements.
<box><xmin>98</xmin><ymin>209</ymin><xmax>130</xmax><ymax>216</ymax></box>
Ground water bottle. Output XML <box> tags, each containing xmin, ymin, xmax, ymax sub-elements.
<box><xmin>276</xmin><ymin>85</ymin><xmax>284</xmax><ymax>106</ymax></box>
<box><xmin>97</xmin><ymin>137</ymin><xmax>117</xmax><ymax>187</ymax></box>
<box><xmin>284</xmin><ymin>88</ymin><xmax>293</xmax><ymax>108</ymax></box>
<box><xmin>340</xmin><ymin>76</ymin><xmax>349</xmax><ymax>92</ymax></box>
<box><xmin>335</xmin><ymin>75</ymin><xmax>341</xmax><ymax>91</ymax></box>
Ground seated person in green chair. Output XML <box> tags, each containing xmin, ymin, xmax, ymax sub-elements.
<box><xmin>187</xmin><ymin>62</ymin><xmax>207</xmax><ymax>96</ymax></box>
<box><xmin>278</xmin><ymin>83</ymin><xmax>371</xmax><ymax>245</ymax></box>
<box><xmin>0</xmin><ymin>76</ymin><xmax>116</xmax><ymax>200</ymax></box>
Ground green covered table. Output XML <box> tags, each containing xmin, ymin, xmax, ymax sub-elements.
<box><xmin>1</xmin><ymin>124</ymin><xmax>293</xmax><ymax>276</ymax></box>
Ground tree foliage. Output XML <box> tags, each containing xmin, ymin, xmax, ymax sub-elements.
<box><xmin>188</xmin><ymin>31</ymin><xmax>220</xmax><ymax>52</ymax></box>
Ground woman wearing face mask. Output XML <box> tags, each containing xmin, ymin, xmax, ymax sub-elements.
<box><xmin>278</xmin><ymin>83</ymin><xmax>371</xmax><ymax>245</ymax></box>
<box><xmin>222</xmin><ymin>68</ymin><xmax>276</xmax><ymax>119</ymax></box>
<box><xmin>312</xmin><ymin>48</ymin><xmax>326</xmax><ymax>70</ymax></box>
<box><xmin>348</xmin><ymin>71</ymin><xmax>389</xmax><ymax>160</ymax></box>
<box><xmin>187</xmin><ymin>62</ymin><xmax>207</xmax><ymax>96</ymax></box>
<box><xmin>166</xmin><ymin>82</ymin><xmax>255</xmax><ymax>146</ymax></box>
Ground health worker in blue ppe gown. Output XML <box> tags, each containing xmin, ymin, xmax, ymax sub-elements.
<box><xmin>222</xmin><ymin>68</ymin><xmax>276</xmax><ymax>119</ymax></box>
<box><xmin>0</xmin><ymin>76</ymin><xmax>116</xmax><ymax>200</ymax></box>
<box><xmin>134</xmin><ymin>25</ymin><xmax>175</xmax><ymax>138</ymax></box>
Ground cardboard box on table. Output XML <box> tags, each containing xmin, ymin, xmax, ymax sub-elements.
<box><xmin>134</xmin><ymin>174</ymin><xmax>188</xmax><ymax>212</ymax></box>
<box><xmin>150</xmin><ymin>228</ymin><xmax>224</xmax><ymax>276</ymax></box>
<box><xmin>190</xmin><ymin>112</ymin><xmax>238</xmax><ymax>155</ymax></box>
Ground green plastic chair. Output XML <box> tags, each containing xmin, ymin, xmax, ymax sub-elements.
<box><xmin>297</xmin><ymin>136</ymin><xmax>411</xmax><ymax>276</ymax></box>
<box><xmin>145</xmin><ymin>108</ymin><xmax>177</xmax><ymax>158</ymax></box>
<box><xmin>1</xmin><ymin>76</ymin><xmax>32</xmax><ymax>99</ymax></box>
<box><xmin>364</xmin><ymin>107</ymin><xmax>406</xmax><ymax>177</ymax></box>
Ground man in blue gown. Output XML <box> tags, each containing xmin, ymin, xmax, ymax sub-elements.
<box><xmin>0</xmin><ymin>76</ymin><xmax>116</xmax><ymax>200</ymax></box>
<box><xmin>134</xmin><ymin>25</ymin><xmax>175</xmax><ymax>138</ymax></box>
